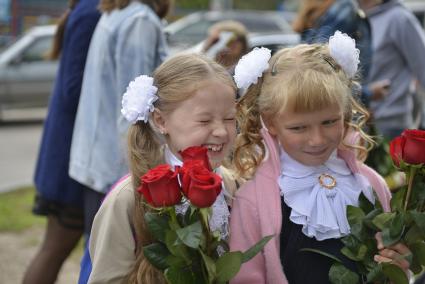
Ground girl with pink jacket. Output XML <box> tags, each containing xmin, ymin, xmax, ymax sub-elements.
<box><xmin>229</xmin><ymin>32</ymin><xmax>410</xmax><ymax>284</ymax></box>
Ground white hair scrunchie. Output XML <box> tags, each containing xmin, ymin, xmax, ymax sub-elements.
<box><xmin>328</xmin><ymin>31</ymin><xmax>360</xmax><ymax>78</ymax></box>
<box><xmin>233</xmin><ymin>47</ymin><xmax>272</xmax><ymax>90</ymax></box>
<box><xmin>121</xmin><ymin>75</ymin><xmax>158</xmax><ymax>124</ymax></box>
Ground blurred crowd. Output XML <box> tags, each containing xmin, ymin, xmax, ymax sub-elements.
<box><xmin>18</xmin><ymin>0</ymin><xmax>425</xmax><ymax>283</ymax></box>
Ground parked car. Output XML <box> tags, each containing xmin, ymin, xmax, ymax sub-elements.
<box><xmin>188</xmin><ymin>32</ymin><xmax>300</xmax><ymax>56</ymax></box>
<box><xmin>165</xmin><ymin>10</ymin><xmax>295</xmax><ymax>53</ymax></box>
<box><xmin>0</xmin><ymin>25</ymin><xmax>57</xmax><ymax>119</ymax></box>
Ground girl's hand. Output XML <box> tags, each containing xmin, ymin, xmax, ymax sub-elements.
<box><xmin>374</xmin><ymin>232</ymin><xmax>411</xmax><ymax>272</ymax></box>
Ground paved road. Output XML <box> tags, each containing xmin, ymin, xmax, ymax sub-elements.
<box><xmin>0</xmin><ymin>120</ymin><xmax>43</xmax><ymax>193</ymax></box>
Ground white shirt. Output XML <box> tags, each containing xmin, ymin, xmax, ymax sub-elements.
<box><xmin>278</xmin><ymin>147</ymin><xmax>375</xmax><ymax>241</ymax></box>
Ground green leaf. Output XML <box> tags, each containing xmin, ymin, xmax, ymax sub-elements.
<box><xmin>328</xmin><ymin>263</ymin><xmax>359</xmax><ymax>284</ymax></box>
<box><xmin>142</xmin><ymin>243</ymin><xmax>171</xmax><ymax>270</ymax></box>
<box><xmin>165</xmin><ymin>230</ymin><xmax>190</xmax><ymax>262</ymax></box>
<box><xmin>358</xmin><ymin>192</ymin><xmax>374</xmax><ymax>214</ymax></box>
<box><xmin>164</xmin><ymin>266</ymin><xmax>197</xmax><ymax>284</ymax></box>
<box><xmin>144</xmin><ymin>212</ymin><xmax>169</xmax><ymax>243</ymax></box>
<box><xmin>388</xmin><ymin>213</ymin><xmax>405</xmax><ymax>240</ymax></box>
<box><xmin>411</xmin><ymin>211</ymin><xmax>425</xmax><ymax>234</ymax></box>
<box><xmin>241</xmin><ymin>235</ymin><xmax>273</xmax><ymax>263</ymax></box>
<box><xmin>404</xmin><ymin>225</ymin><xmax>424</xmax><ymax>246</ymax></box>
<box><xmin>372</xmin><ymin>212</ymin><xmax>395</xmax><ymax>230</ymax></box>
<box><xmin>340</xmin><ymin>235</ymin><xmax>360</xmax><ymax>250</ymax></box>
<box><xmin>390</xmin><ymin>187</ymin><xmax>406</xmax><ymax>212</ymax></box>
<box><xmin>382</xmin><ymin>263</ymin><xmax>408</xmax><ymax>284</ymax></box>
<box><xmin>346</xmin><ymin>206</ymin><xmax>365</xmax><ymax>227</ymax></box>
<box><xmin>349</xmin><ymin>223</ymin><xmax>367</xmax><ymax>241</ymax></box>
<box><xmin>166</xmin><ymin>255</ymin><xmax>187</xmax><ymax>268</ymax></box>
<box><xmin>176</xmin><ymin>221</ymin><xmax>202</xmax><ymax>249</ymax></box>
<box><xmin>409</xmin><ymin>254</ymin><xmax>423</xmax><ymax>274</ymax></box>
<box><xmin>199</xmin><ymin>249</ymin><xmax>216</xmax><ymax>283</ymax></box>
<box><xmin>182</xmin><ymin>205</ymin><xmax>198</xmax><ymax>226</ymax></box>
<box><xmin>215</xmin><ymin>251</ymin><xmax>243</xmax><ymax>283</ymax></box>
<box><xmin>410</xmin><ymin>242</ymin><xmax>425</xmax><ymax>265</ymax></box>
<box><xmin>340</xmin><ymin>245</ymin><xmax>367</xmax><ymax>261</ymax></box>
<box><xmin>363</xmin><ymin>208</ymin><xmax>382</xmax><ymax>230</ymax></box>
<box><xmin>299</xmin><ymin>248</ymin><xmax>342</xmax><ymax>263</ymax></box>
<box><xmin>381</xmin><ymin>227</ymin><xmax>402</xmax><ymax>247</ymax></box>
<box><xmin>366</xmin><ymin>263</ymin><xmax>383</xmax><ymax>283</ymax></box>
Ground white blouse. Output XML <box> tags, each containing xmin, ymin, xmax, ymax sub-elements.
<box><xmin>164</xmin><ymin>146</ymin><xmax>230</xmax><ymax>241</ymax></box>
<box><xmin>278</xmin><ymin>147</ymin><xmax>375</xmax><ymax>241</ymax></box>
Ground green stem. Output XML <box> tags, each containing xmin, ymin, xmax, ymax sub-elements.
<box><xmin>199</xmin><ymin>208</ymin><xmax>211</xmax><ymax>255</ymax></box>
<box><xmin>404</xmin><ymin>167</ymin><xmax>417</xmax><ymax>211</ymax></box>
<box><xmin>168</xmin><ymin>207</ymin><xmax>181</xmax><ymax>229</ymax></box>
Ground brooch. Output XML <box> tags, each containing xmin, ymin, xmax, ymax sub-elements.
<box><xmin>318</xmin><ymin>173</ymin><xmax>337</xmax><ymax>190</ymax></box>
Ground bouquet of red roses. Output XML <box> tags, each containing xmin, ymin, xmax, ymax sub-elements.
<box><xmin>138</xmin><ymin>146</ymin><xmax>271</xmax><ymax>284</ymax></box>
<box><xmin>325</xmin><ymin>130</ymin><xmax>425</xmax><ymax>284</ymax></box>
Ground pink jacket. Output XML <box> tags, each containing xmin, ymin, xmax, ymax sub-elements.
<box><xmin>229</xmin><ymin>129</ymin><xmax>391</xmax><ymax>284</ymax></box>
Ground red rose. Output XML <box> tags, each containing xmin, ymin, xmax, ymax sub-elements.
<box><xmin>180</xmin><ymin>163</ymin><xmax>222</xmax><ymax>208</ymax></box>
<box><xmin>389</xmin><ymin>129</ymin><xmax>425</xmax><ymax>166</ymax></box>
<box><xmin>180</xmin><ymin>146</ymin><xmax>212</xmax><ymax>171</ymax></box>
<box><xmin>138</xmin><ymin>164</ymin><xmax>182</xmax><ymax>207</ymax></box>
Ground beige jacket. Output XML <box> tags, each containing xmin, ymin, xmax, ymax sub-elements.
<box><xmin>88</xmin><ymin>168</ymin><xmax>237</xmax><ymax>284</ymax></box>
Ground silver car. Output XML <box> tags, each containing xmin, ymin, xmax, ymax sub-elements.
<box><xmin>0</xmin><ymin>25</ymin><xmax>57</xmax><ymax>119</ymax></box>
<box><xmin>165</xmin><ymin>10</ymin><xmax>295</xmax><ymax>53</ymax></box>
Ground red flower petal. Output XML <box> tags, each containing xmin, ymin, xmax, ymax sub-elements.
<box><xmin>401</xmin><ymin>129</ymin><xmax>425</xmax><ymax>165</ymax></box>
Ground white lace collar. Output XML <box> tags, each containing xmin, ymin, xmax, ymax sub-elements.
<box><xmin>278</xmin><ymin>147</ymin><xmax>375</xmax><ymax>241</ymax></box>
<box><xmin>164</xmin><ymin>146</ymin><xmax>230</xmax><ymax>241</ymax></box>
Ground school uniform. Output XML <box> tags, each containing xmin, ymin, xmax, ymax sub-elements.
<box><xmin>229</xmin><ymin>128</ymin><xmax>391</xmax><ymax>284</ymax></box>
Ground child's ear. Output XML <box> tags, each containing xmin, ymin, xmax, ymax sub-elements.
<box><xmin>152</xmin><ymin>109</ymin><xmax>167</xmax><ymax>135</ymax></box>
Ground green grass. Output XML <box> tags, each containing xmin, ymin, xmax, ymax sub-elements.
<box><xmin>0</xmin><ymin>186</ymin><xmax>46</xmax><ymax>232</ymax></box>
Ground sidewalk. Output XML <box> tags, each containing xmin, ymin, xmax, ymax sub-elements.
<box><xmin>0</xmin><ymin>122</ymin><xmax>42</xmax><ymax>193</ymax></box>
<box><xmin>0</xmin><ymin>226</ymin><xmax>81</xmax><ymax>283</ymax></box>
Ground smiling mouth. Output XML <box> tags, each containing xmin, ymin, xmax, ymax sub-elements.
<box><xmin>203</xmin><ymin>143</ymin><xmax>224</xmax><ymax>153</ymax></box>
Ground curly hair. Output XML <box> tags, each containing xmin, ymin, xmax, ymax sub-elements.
<box><xmin>234</xmin><ymin>44</ymin><xmax>374</xmax><ymax>180</ymax></box>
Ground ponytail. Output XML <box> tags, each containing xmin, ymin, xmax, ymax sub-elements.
<box><xmin>48</xmin><ymin>0</ymin><xmax>79</xmax><ymax>59</ymax></box>
<box><xmin>125</xmin><ymin>122</ymin><xmax>166</xmax><ymax>283</ymax></box>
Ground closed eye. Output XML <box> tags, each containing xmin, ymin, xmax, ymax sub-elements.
<box><xmin>322</xmin><ymin>119</ymin><xmax>339</xmax><ymax>125</ymax></box>
<box><xmin>287</xmin><ymin>126</ymin><xmax>306</xmax><ymax>131</ymax></box>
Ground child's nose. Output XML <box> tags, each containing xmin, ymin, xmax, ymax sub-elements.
<box><xmin>309</xmin><ymin>128</ymin><xmax>326</xmax><ymax>146</ymax></box>
<box><xmin>212</xmin><ymin>121</ymin><xmax>228</xmax><ymax>137</ymax></box>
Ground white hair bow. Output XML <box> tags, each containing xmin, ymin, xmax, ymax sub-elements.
<box><xmin>121</xmin><ymin>75</ymin><xmax>158</xmax><ymax>124</ymax></box>
<box><xmin>328</xmin><ymin>31</ymin><xmax>360</xmax><ymax>78</ymax></box>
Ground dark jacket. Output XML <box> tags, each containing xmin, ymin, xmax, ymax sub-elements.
<box><xmin>34</xmin><ymin>0</ymin><xmax>100</xmax><ymax>207</ymax></box>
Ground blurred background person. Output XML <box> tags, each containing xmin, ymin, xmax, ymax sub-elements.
<box><xmin>359</xmin><ymin>0</ymin><xmax>425</xmax><ymax>139</ymax></box>
<box><xmin>292</xmin><ymin>0</ymin><xmax>373</xmax><ymax>105</ymax></box>
<box><xmin>68</xmin><ymin>0</ymin><xmax>170</xmax><ymax>241</ymax></box>
<box><xmin>202</xmin><ymin>20</ymin><xmax>248</xmax><ymax>73</ymax></box>
<box><xmin>23</xmin><ymin>0</ymin><xmax>101</xmax><ymax>283</ymax></box>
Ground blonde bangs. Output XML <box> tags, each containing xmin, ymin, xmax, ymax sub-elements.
<box><xmin>290</xmin><ymin>69</ymin><xmax>348</xmax><ymax>113</ymax></box>
<box><xmin>260</xmin><ymin>68</ymin><xmax>349</xmax><ymax>119</ymax></box>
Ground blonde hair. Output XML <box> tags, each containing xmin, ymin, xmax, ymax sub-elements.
<box><xmin>125</xmin><ymin>53</ymin><xmax>236</xmax><ymax>283</ymax></box>
<box><xmin>234</xmin><ymin>44</ymin><xmax>373</xmax><ymax>179</ymax></box>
